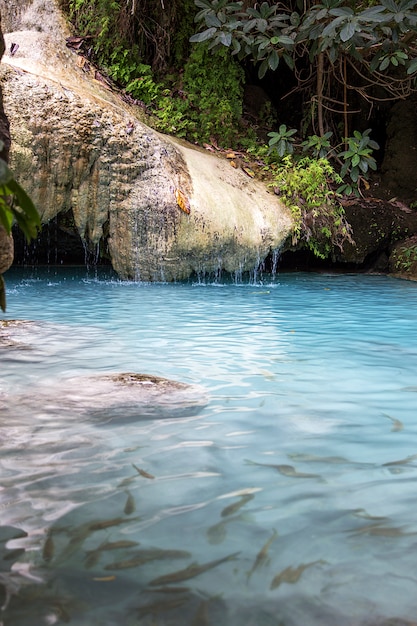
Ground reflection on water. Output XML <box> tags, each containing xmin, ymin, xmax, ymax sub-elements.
<box><xmin>2</xmin><ymin>268</ymin><xmax>417</xmax><ymax>625</ymax></box>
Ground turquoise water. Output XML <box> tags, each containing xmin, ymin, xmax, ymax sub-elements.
<box><xmin>1</xmin><ymin>267</ymin><xmax>417</xmax><ymax>625</ymax></box>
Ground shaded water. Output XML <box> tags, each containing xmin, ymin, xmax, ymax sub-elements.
<box><xmin>1</xmin><ymin>267</ymin><xmax>417</xmax><ymax>625</ymax></box>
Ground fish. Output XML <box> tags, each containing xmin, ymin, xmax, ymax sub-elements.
<box><xmin>148</xmin><ymin>551</ymin><xmax>240</xmax><ymax>586</ymax></box>
<box><xmin>247</xmin><ymin>529</ymin><xmax>278</xmax><ymax>582</ymax></box>
<box><xmin>245</xmin><ymin>459</ymin><xmax>321</xmax><ymax>479</ymax></box>
<box><xmin>383</xmin><ymin>413</ymin><xmax>404</xmax><ymax>432</ymax></box>
<box><xmin>382</xmin><ymin>453</ymin><xmax>417</xmax><ymax>467</ymax></box>
<box><xmin>352</xmin><ymin>508</ymin><xmax>388</xmax><ymax>521</ymax></box>
<box><xmin>221</xmin><ymin>494</ymin><xmax>254</xmax><ymax>518</ymax></box>
<box><xmin>124</xmin><ymin>492</ymin><xmax>136</xmax><ymax>515</ymax></box>
<box><xmin>270</xmin><ymin>560</ymin><xmax>326</xmax><ymax>590</ymax></box>
<box><xmin>206</xmin><ymin>513</ymin><xmax>247</xmax><ymax>545</ymax></box>
<box><xmin>92</xmin><ymin>575</ymin><xmax>116</xmax><ymax>582</ymax></box>
<box><xmin>84</xmin><ymin>539</ymin><xmax>140</xmax><ymax>569</ymax></box>
<box><xmin>347</xmin><ymin>523</ymin><xmax>417</xmax><ymax>537</ymax></box>
<box><xmin>84</xmin><ymin>550</ymin><xmax>100</xmax><ymax>569</ymax></box>
<box><xmin>148</xmin><ymin>586</ymin><xmax>191</xmax><ymax>594</ymax></box>
<box><xmin>132</xmin><ymin>463</ymin><xmax>155</xmax><ymax>479</ymax></box>
<box><xmin>56</xmin><ymin>517</ymin><xmax>140</xmax><ymax>563</ymax></box>
<box><xmin>95</xmin><ymin>539</ymin><xmax>140</xmax><ymax>551</ymax></box>
<box><xmin>288</xmin><ymin>453</ymin><xmax>349</xmax><ymax>464</ymax></box>
<box><xmin>42</xmin><ymin>532</ymin><xmax>55</xmax><ymax>563</ymax></box>
<box><xmin>135</xmin><ymin>595</ymin><xmax>189</xmax><ymax>618</ymax></box>
<box><xmin>105</xmin><ymin>548</ymin><xmax>191</xmax><ymax>571</ymax></box>
<box><xmin>88</xmin><ymin>516</ymin><xmax>141</xmax><ymax>531</ymax></box>
<box><xmin>191</xmin><ymin>599</ymin><xmax>211</xmax><ymax>626</ymax></box>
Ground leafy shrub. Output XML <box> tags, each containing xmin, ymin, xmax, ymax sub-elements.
<box><xmin>271</xmin><ymin>156</ymin><xmax>354</xmax><ymax>259</ymax></box>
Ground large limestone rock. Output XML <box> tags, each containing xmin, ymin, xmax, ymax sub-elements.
<box><xmin>0</xmin><ymin>0</ymin><xmax>293</xmax><ymax>280</ymax></box>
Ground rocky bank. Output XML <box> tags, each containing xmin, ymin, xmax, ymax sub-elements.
<box><xmin>0</xmin><ymin>0</ymin><xmax>292</xmax><ymax>281</ymax></box>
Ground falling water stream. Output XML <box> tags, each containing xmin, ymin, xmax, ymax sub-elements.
<box><xmin>1</xmin><ymin>267</ymin><xmax>417</xmax><ymax>625</ymax></box>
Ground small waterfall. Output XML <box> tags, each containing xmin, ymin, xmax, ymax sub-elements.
<box><xmin>271</xmin><ymin>247</ymin><xmax>281</xmax><ymax>275</ymax></box>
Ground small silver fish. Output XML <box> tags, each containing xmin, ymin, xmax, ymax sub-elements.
<box><xmin>383</xmin><ymin>453</ymin><xmax>417</xmax><ymax>467</ymax></box>
<box><xmin>245</xmin><ymin>459</ymin><xmax>321</xmax><ymax>479</ymax></box>
<box><xmin>135</xmin><ymin>595</ymin><xmax>188</xmax><ymax>618</ymax></box>
<box><xmin>84</xmin><ymin>539</ymin><xmax>140</xmax><ymax>569</ymax></box>
<box><xmin>88</xmin><ymin>516</ymin><xmax>141</xmax><ymax>531</ymax></box>
<box><xmin>132</xmin><ymin>463</ymin><xmax>155</xmax><ymax>479</ymax></box>
<box><xmin>148</xmin><ymin>552</ymin><xmax>240</xmax><ymax>586</ymax></box>
<box><xmin>348</xmin><ymin>523</ymin><xmax>417</xmax><ymax>537</ymax></box>
<box><xmin>206</xmin><ymin>513</ymin><xmax>247</xmax><ymax>545</ymax></box>
<box><xmin>288</xmin><ymin>453</ymin><xmax>349</xmax><ymax>464</ymax></box>
<box><xmin>383</xmin><ymin>413</ymin><xmax>404</xmax><ymax>432</ymax></box>
<box><xmin>270</xmin><ymin>560</ymin><xmax>325</xmax><ymax>590</ymax></box>
<box><xmin>124</xmin><ymin>492</ymin><xmax>136</xmax><ymax>515</ymax></box>
<box><xmin>221</xmin><ymin>494</ymin><xmax>254</xmax><ymax>518</ymax></box>
<box><xmin>105</xmin><ymin>548</ymin><xmax>191</xmax><ymax>571</ymax></box>
<box><xmin>247</xmin><ymin>529</ymin><xmax>278</xmax><ymax>582</ymax></box>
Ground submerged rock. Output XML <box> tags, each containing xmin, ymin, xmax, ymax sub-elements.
<box><xmin>3</xmin><ymin>372</ymin><xmax>207</xmax><ymax>424</ymax></box>
<box><xmin>0</xmin><ymin>0</ymin><xmax>293</xmax><ymax>281</ymax></box>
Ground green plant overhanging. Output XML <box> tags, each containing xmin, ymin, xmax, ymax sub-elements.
<box><xmin>337</xmin><ymin>129</ymin><xmax>379</xmax><ymax>194</ymax></box>
<box><xmin>0</xmin><ymin>158</ymin><xmax>40</xmax><ymax>242</ymax></box>
<box><xmin>191</xmin><ymin>0</ymin><xmax>417</xmax><ymax>133</ymax></box>
<box><xmin>0</xmin><ymin>155</ymin><xmax>41</xmax><ymax>312</ymax></box>
<box><xmin>271</xmin><ymin>156</ymin><xmax>354</xmax><ymax>259</ymax></box>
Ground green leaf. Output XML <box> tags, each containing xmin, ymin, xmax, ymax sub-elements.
<box><xmin>407</xmin><ymin>57</ymin><xmax>417</xmax><ymax>73</ymax></box>
<box><xmin>283</xmin><ymin>53</ymin><xmax>294</xmax><ymax>69</ymax></box>
<box><xmin>379</xmin><ymin>0</ymin><xmax>399</xmax><ymax>12</ymax></box>
<box><xmin>268</xmin><ymin>49</ymin><xmax>279</xmax><ymax>70</ymax></box>
<box><xmin>360</xmin><ymin>5</ymin><xmax>387</xmax><ymax>19</ymax></box>
<box><xmin>340</xmin><ymin>21</ymin><xmax>356</xmax><ymax>42</ymax></box>
<box><xmin>0</xmin><ymin>160</ymin><xmax>13</xmax><ymax>186</ymax></box>
<box><xmin>273</xmin><ymin>35</ymin><xmax>295</xmax><ymax>46</ymax></box>
<box><xmin>379</xmin><ymin>56</ymin><xmax>390</xmax><ymax>70</ymax></box>
<box><xmin>0</xmin><ymin>199</ymin><xmax>14</xmax><ymax>234</ymax></box>
<box><xmin>205</xmin><ymin>14</ymin><xmax>222</xmax><ymax>27</ymax></box>
<box><xmin>218</xmin><ymin>31</ymin><xmax>232</xmax><ymax>46</ymax></box>
<box><xmin>194</xmin><ymin>0</ymin><xmax>214</xmax><ymax>8</ymax></box>
<box><xmin>190</xmin><ymin>27</ymin><xmax>217</xmax><ymax>43</ymax></box>
<box><xmin>258</xmin><ymin>58</ymin><xmax>270</xmax><ymax>78</ymax></box>
<box><xmin>7</xmin><ymin>179</ymin><xmax>41</xmax><ymax>239</ymax></box>
<box><xmin>350</xmin><ymin>167</ymin><xmax>360</xmax><ymax>182</ymax></box>
<box><xmin>329</xmin><ymin>7</ymin><xmax>354</xmax><ymax>16</ymax></box>
<box><xmin>257</xmin><ymin>18</ymin><xmax>268</xmax><ymax>32</ymax></box>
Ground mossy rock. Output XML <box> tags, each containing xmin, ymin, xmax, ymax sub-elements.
<box><xmin>389</xmin><ymin>235</ymin><xmax>417</xmax><ymax>281</ymax></box>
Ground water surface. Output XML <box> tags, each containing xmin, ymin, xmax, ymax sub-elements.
<box><xmin>1</xmin><ymin>268</ymin><xmax>417</xmax><ymax>625</ymax></box>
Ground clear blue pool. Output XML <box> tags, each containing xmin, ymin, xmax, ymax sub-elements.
<box><xmin>1</xmin><ymin>267</ymin><xmax>417</xmax><ymax>625</ymax></box>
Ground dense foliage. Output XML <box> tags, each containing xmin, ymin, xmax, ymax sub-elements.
<box><xmin>191</xmin><ymin>0</ymin><xmax>417</xmax><ymax>141</ymax></box>
<box><xmin>59</xmin><ymin>0</ymin><xmax>417</xmax><ymax>260</ymax></box>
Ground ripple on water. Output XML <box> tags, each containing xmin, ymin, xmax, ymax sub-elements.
<box><xmin>2</xmin><ymin>270</ymin><xmax>417</xmax><ymax>624</ymax></box>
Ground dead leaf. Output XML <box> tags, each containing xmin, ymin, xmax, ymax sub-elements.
<box><xmin>242</xmin><ymin>166</ymin><xmax>255</xmax><ymax>178</ymax></box>
<box><xmin>175</xmin><ymin>189</ymin><xmax>190</xmax><ymax>215</ymax></box>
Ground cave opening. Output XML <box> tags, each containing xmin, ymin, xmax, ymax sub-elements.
<box><xmin>12</xmin><ymin>210</ymin><xmax>112</xmax><ymax>268</ymax></box>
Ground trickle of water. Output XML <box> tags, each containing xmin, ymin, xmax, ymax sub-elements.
<box><xmin>2</xmin><ymin>268</ymin><xmax>417</xmax><ymax>626</ymax></box>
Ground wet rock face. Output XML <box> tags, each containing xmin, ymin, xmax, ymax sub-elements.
<box><xmin>389</xmin><ymin>234</ymin><xmax>417</xmax><ymax>281</ymax></box>
<box><xmin>0</xmin><ymin>0</ymin><xmax>293</xmax><ymax>281</ymax></box>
